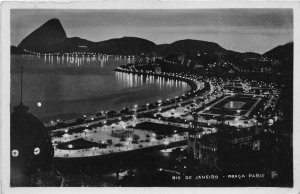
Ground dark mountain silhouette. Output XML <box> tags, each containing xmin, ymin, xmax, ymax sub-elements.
<box><xmin>15</xmin><ymin>18</ymin><xmax>286</xmax><ymax>58</ymax></box>
<box><xmin>263</xmin><ymin>42</ymin><xmax>293</xmax><ymax>84</ymax></box>
<box><xmin>11</xmin><ymin>46</ymin><xmax>29</xmax><ymax>54</ymax></box>
<box><xmin>157</xmin><ymin>39</ymin><xmax>227</xmax><ymax>55</ymax></box>
<box><xmin>15</xmin><ymin>19</ymin><xmax>157</xmax><ymax>55</ymax></box>
<box><xmin>61</xmin><ymin>37</ymin><xmax>94</xmax><ymax>52</ymax></box>
<box><xmin>263</xmin><ymin>42</ymin><xmax>293</xmax><ymax>63</ymax></box>
<box><xmin>241</xmin><ymin>52</ymin><xmax>262</xmax><ymax>59</ymax></box>
<box><xmin>92</xmin><ymin>37</ymin><xmax>157</xmax><ymax>55</ymax></box>
<box><xmin>18</xmin><ymin>18</ymin><xmax>67</xmax><ymax>53</ymax></box>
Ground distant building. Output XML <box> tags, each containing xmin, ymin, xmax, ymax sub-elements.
<box><xmin>197</xmin><ymin>135</ymin><xmax>218</xmax><ymax>167</ymax></box>
<box><xmin>186</xmin><ymin>59</ymin><xmax>191</xmax><ymax>68</ymax></box>
<box><xmin>187</xmin><ymin>125</ymin><xmax>267</xmax><ymax>167</ymax></box>
<box><xmin>194</xmin><ymin>62</ymin><xmax>204</xmax><ymax>69</ymax></box>
<box><xmin>154</xmin><ymin>65</ymin><xmax>162</xmax><ymax>74</ymax></box>
<box><xmin>145</xmin><ymin>57</ymin><xmax>150</xmax><ymax>64</ymax></box>
<box><xmin>187</xmin><ymin>122</ymin><xmax>203</xmax><ymax>158</ymax></box>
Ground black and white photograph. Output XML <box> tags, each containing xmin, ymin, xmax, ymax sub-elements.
<box><xmin>1</xmin><ymin>1</ymin><xmax>299</xmax><ymax>192</ymax></box>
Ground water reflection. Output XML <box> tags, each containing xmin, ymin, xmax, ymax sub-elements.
<box><xmin>116</xmin><ymin>72</ymin><xmax>188</xmax><ymax>90</ymax></box>
<box><xmin>11</xmin><ymin>54</ymin><xmax>189</xmax><ymax>122</ymax></box>
<box><xmin>22</xmin><ymin>54</ymin><xmax>132</xmax><ymax>68</ymax></box>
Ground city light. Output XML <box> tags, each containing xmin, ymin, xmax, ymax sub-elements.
<box><xmin>37</xmin><ymin>102</ymin><xmax>42</xmax><ymax>107</ymax></box>
<box><xmin>11</xmin><ymin>149</ymin><xmax>19</xmax><ymax>157</ymax></box>
<box><xmin>63</xmin><ymin>134</ymin><xmax>69</xmax><ymax>138</ymax></box>
<box><xmin>34</xmin><ymin>147</ymin><xmax>40</xmax><ymax>155</ymax></box>
<box><xmin>14</xmin><ymin>20</ymin><xmax>290</xmax><ymax>187</ymax></box>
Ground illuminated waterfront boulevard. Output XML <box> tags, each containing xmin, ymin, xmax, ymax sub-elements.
<box><xmin>48</xmin><ymin>70</ymin><xmax>206</xmax><ymax>129</ymax></box>
<box><xmin>51</xmin><ymin>67</ymin><xmax>280</xmax><ymax>159</ymax></box>
<box><xmin>9</xmin><ymin>12</ymin><xmax>293</xmax><ymax>187</ymax></box>
<box><xmin>51</xmin><ymin>70</ymin><xmax>215</xmax><ymax>158</ymax></box>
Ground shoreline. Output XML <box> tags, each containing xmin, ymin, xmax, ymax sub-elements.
<box><xmin>114</xmin><ymin>68</ymin><xmax>198</xmax><ymax>92</ymax></box>
<box><xmin>51</xmin><ymin>68</ymin><xmax>210</xmax><ymax>158</ymax></box>
<box><xmin>46</xmin><ymin>69</ymin><xmax>203</xmax><ymax>128</ymax></box>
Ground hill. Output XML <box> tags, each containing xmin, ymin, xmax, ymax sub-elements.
<box><xmin>263</xmin><ymin>42</ymin><xmax>293</xmax><ymax>64</ymax></box>
<box><xmin>92</xmin><ymin>37</ymin><xmax>157</xmax><ymax>55</ymax></box>
<box><xmin>18</xmin><ymin>18</ymin><xmax>67</xmax><ymax>53</ymax></box>
<box><xmin>15</xmin><ymin>19</ymin><xmax>157</xmax><ymax>55</ymax></box>
<box><xmin>157</xmin><ymin>39</ymin><xmax>227</xmax><ymax>55</ymax></box>
<box><xmin>14</xmin><ymin>18</ymin><xmax>265</xmax><ymax>58</ymax></box>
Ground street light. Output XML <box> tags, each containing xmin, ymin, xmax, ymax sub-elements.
<box><xmin>163</xmin><ymin>140</ymin><xmax>169</xmax><ymax>145</ymax></box>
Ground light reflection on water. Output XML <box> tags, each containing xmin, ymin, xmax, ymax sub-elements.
<box><xmin>11</xmin><ymin>55</ymin><xmax>190</xmax><ymax>122</ymax></box>
<box><xmin>21</xmin><ymin>54</ymin><xmax>129</xmax><ymax>68</ymax></box>
<box><xmin>44</xmin><ymin>55</ymin><xmax>109</xmax><ymax>67</ymax></box>
<box><xmin>115</xmin><ymin>72</ymin><xmax>188</xmax><ymax>89</ymax></box>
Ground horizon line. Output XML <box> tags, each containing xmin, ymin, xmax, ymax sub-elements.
<box><xmin>12</xmin><ymin>17</ymin><xmax>293</xmax><ymax>55</ymax></box>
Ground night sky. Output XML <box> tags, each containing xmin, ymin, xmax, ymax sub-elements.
<box><xmin>11</xmin><ymin>9</ymin><xmax>293</xmax><ymax>54</ymax></box>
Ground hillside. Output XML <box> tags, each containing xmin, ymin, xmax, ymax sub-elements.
<box><xmin>157</xmin><ymin>39</ymin><xmax>227</xmax><ymax>55</ymax></box>
<box><xmin>18</xmin><ymin>18</ymin><xmax>67</xmax><ymax>53</ymax></box>
<box><xmin>14</xmin><ymin>18</ymin><xmax>269</xmax><ymax>58</ymax></box>
<box><xmin>263</xmin><ymin>42</ymin><xmax>293</xmax><ymax>64</ymax></box>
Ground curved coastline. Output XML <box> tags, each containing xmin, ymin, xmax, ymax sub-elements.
<box><xmin>50</xmin><ymin>65</ymin><xmax>213</xmax><ymax>160</ymax></box>
<box><xmin>46</xmin><ymin>68</ymin><xmax>204</xmax><ymax>129</ymax></box>
<box><xmin>114</xmin><ymin>68</ymin><xmax>199</xmax><ymax>93</ymax></box>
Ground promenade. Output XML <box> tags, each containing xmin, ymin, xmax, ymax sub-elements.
<box><xmin>51</xmin><ymin>70</ymin><xmax>278</xmax><ymax>159</ymax></box>
<box><xmin>52</xmin><ymin>71</ymin><xmax>213</xmax><ymax>158</ymax></box>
